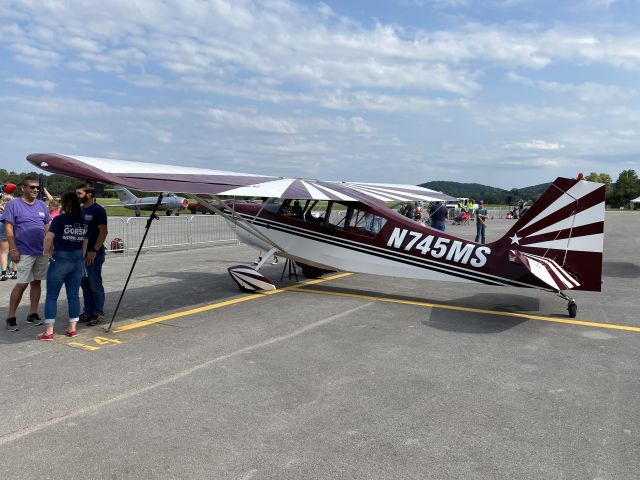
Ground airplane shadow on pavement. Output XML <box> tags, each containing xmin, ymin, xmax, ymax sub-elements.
<box><xmin>603</xmin><ymin>261</ymin><xmax>640</xmax><ymax>279</ymax></box>
<box><xmin>295</xmin><ymin>285</ymin><xmax>533</xmax><ymax>334</ymax></box>
<box><xmin>423</xmin><ymin>293</ymin><xmax>535</xmax><ymax>334</ymax></box>
<box><xmin>2</xmin><ymin>268</ymin><xmax>535</xmax><ymax>344</ymax></box>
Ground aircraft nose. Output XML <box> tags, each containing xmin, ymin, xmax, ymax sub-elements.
<box><xmin>181</xmin><ymin>198</ymin><xmax>189</xmax><ymax>208</ymax></box>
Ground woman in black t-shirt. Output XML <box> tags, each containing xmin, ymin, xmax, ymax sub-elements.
<box><xmin>37</xmin><ymin>193</ymin><xmax>88</xmax><ymax>341</ymax></box>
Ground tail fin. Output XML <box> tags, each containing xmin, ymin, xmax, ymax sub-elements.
<box><xmin>111</xmin><ymin>187</ymin><xmax>138</xmax><ymax>203</ymax></box>
<box><xmin>499</xmin><ymin>177</ymin><xmax>605</xmax><ymax>292</ymax></box>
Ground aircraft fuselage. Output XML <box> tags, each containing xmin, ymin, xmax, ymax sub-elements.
<box><xmin>230</xmin><ymin>199</ymin><xmax>542</xmax><ymax>290</ymax></box>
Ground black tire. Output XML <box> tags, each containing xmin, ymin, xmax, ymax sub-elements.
<box><xmin>568</xmin><ymin>303</ymin><xmax>577</xmax><ymax>318</ymax></box>
<box><xmin>166</xmin><ymin>210</ymin><xmax>171</xmax><ymax>216</ymax></box>
<box><xmin>301</xmin><ymin>265</ymin><xmax>322</xmax><ymax>279</ymax></box>
<box><xmin>135</xmin><ymin>211</ymin><xmax>141</xmax><ymax>217</ymax></box>
<box><xmin>190</xmin><ymin>208</ymin><xmax>196</xmax><ymax>214</ymax></box>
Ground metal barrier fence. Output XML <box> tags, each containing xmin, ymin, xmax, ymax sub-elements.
<box><xmin>106</xmin><ymin>215</ymin><xmax>239</xmax><ymax>255</ymax></box>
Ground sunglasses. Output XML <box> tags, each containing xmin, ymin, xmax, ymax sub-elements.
<box><xmin>24</xmin><ymin>185</ymin><xmax>41</xmax><ymax>190</ymax></box>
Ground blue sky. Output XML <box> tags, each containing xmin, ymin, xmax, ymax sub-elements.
<box><xmin>1</xmin><ymin>0</ymin><xmax>639</xmax><ymax>188</ymax></box>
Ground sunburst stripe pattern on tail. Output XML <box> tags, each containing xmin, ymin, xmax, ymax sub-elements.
<box><xmin>511</xmin><ymin>180</ymin><xmax>605</xmax><ymax>254</ymax></box>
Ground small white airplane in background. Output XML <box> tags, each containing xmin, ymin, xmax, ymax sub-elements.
<box><xmin>108</xmin><ymin>186</ymin><xmax>189</xmax><ymax>216</ymax></box>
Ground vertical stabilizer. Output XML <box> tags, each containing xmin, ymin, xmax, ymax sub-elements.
<box><xmin>112</xmin><ymin>186</ymin><xmax>138</xmax><ymax>203</ymax></box>
<box><xmin>499</xmin><ymin>177</ymin><xmax>605</xmax><ymax>292</ymax></box>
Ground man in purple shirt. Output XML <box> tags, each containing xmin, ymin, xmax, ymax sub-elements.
<box><xmin>2</xmin><ymin>176</ymin><xmax>51</xmax><ymax>331</ymax></box>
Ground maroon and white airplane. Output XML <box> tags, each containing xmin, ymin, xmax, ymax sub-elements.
<box><xmin>27</xmin><ymin>153</ymin><xmax>605</xmax><ymax>318</ymax></box>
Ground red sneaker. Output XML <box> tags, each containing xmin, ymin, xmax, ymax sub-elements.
<box><xmin>36</xmin><ymin>332</ymin><xmax>54</xmax><ymax>341</ymax></box>
<box><xmin>65</xmin><ymin>330</ymin><xmax>77</xmax><ymax>337</ymax></box>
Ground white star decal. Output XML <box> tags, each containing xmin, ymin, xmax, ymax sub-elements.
<box><xmin>510</xmin><ymin>233</ymin><xmax>521</xmax><ymax>245</ymax></box>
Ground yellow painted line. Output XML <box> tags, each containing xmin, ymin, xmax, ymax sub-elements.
<box><xmin>67</xmin><ymin>341</ymin><xmax>100</xmax><ymax>351</ymax></box>
<box><xmin>113</xmin><ymin>272</ymin><xmax>354</xmax><ymax>333</ymax></box>
<box><xmin>291</xmin><ymin>287</ymin><xmax>640</xmax><ymax>333</ymax></box>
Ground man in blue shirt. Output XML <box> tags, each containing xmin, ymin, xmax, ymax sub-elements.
<box><xmin>429</xmin><ymin>201</ymin><xmax>447</xmax><ymax>232</ymax></box>
<box><xmin>2</xmin><ymin>176</ymin><xmax>51</xmax><ymax>331</ymax></box>
<box><xmin>76</xmin><ymin>183</ymin><xmax>108</xmax><ymax>326</ymax></box>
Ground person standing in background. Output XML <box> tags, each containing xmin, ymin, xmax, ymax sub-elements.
<box><xmin>475</xmin><ymin>200</ymin><xmax>489</xmax><ymax>244</ymax></box>
<box><xmin>2</xmin><ymin>177</ymin><xmax>51</xmax><ymax>331</ymax></box>
<box><xmin>76</xmin><ymin>183</ymin><xmax>108</xmax><ymax>326</ymax></box>
<box><xmin>44</xmin><ymin>187</ymin><xmax>61</xmax><ymax>219</ymax></box>
<box><xmin>0</xmin><ymin>193</ymin><xmax>17</xmax><ymax>280</ymax></box>
<box><xmin>429</xmin><ymin>201</ymin><xmax>447</xmax><ymax>232</ymax></box>
<box><xmin>37</xmin><ymin>192</ymin><xmax>88</xmax><ymax>340</ymax></box>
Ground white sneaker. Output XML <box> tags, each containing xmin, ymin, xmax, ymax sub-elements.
<box><xmin>271</xmin><ymin>257</ymin><xmax>278</xmax><ymax>265</ymax></box>
<box><xmin>253</xmin><ymin>257</ymin><xmax>262</xmax><ymax>265</ymax></box>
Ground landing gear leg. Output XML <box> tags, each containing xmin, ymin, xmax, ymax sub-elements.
<box><xmin>557</xmin><ymin>291</ymin><xmax>577</xmax><ymax>318</ymax></box>
<box><xmin>255</xmin><ymin>247</ymin><xmax>278</xmax><ymax>271</ymax></box>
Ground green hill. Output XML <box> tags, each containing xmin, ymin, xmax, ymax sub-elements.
<box><xmin>420</xmin><ymin>181</ymin><xmax>550</xmax><ymax>205</ymax></box>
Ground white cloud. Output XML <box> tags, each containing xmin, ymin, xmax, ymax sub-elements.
<box><xmin>10</xmin><ymin>42</ymin><xmax>60</xmax><ymax>68</ymax></box>
<box><xmin>202</xmin><ymin>108</ymin><xmax>375</xmax><ymax>135</ymax></box>
<box><xmin>6</xmin><ymin>76</ymin><xmax>56</xmax><ymax>91</ymax></box>
<box><xmin>501</xmin><ymin>156</ymin><xmax>569</xmax><ymax>168</ymax></box>
<box><xmin>507</xmin><ymin>72</ymin><xmax>638</xmax><ymax>103</ymax></box>
<box><xmin>205</xmin><ymin>108</ymin><xmax>298</xmax><ymax>134</ymax></box>
<box><xmin>504</xmin><ymin>140</ymin><xmax>565</xmax><ymax>151</ymax></box>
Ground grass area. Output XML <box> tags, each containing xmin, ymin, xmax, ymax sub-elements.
<box><xmin>98</xmin><ymin>197</ymin><xmax>140</xmax><ymax>217</ymax></box>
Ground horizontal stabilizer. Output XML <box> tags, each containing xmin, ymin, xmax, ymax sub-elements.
<box><xmin>510</xmin><ymin>250</ymin><xmax>580</xmax><ymax>291</ymax></box>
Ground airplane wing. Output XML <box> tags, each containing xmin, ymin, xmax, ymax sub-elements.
<box><xmin>27</xmin><ymin>153</ymin><xmax>455</xmax><ymax>204</ymax></box>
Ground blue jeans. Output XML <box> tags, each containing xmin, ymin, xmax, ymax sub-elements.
<box><xmin>44</xmin><ymin>250</ymin><xmax>84</xmax><ymax>323</ymax></box>
<box><xmin>475</xmin><ymin>221</ymin><xmax>486</xmax><ymax>244</ymax></box>
<box><xmin>81</xmin><ymin>247</ymin><xmax>105</xmax><ymax>316</ymax></box>
<box><xmin>432</xmin><ymin>222</ymin><xmax>445</xmax><ymax>232</ymax></box>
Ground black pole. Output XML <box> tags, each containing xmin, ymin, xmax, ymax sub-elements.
<box><xmin>107</xmin><ymin>193</ymin><xmax>164</xmax><ymax>332</ymax></box>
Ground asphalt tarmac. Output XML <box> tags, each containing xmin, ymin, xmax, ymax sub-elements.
<box><xmin>1</xmin><ymin>213</ymin><xmax>638</xmax><ymax>479</ymax></box>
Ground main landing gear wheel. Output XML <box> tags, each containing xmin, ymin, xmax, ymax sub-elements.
<box><xmin>165</xmin><ymin>210</ymin><xmax>172</xmax><ymax>216</ymax></box>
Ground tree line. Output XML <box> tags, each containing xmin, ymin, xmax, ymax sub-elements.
<box><xmin>422</xmin><ymin>170</ymin><xmax>640</xmax><ymax>207</ymax></box>
<box><xmin>0</xmin><ymin>169</ymin><xmax>117</xmax><ymax>197</ymax></box>
<box><xmin>584</xmin><ymin>170</ymin><xmax>640</xmax><ymax>207</ymax></box>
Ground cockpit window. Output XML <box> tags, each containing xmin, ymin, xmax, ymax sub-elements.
<box><xmin>276</xmin><ymin>199</ymin><xmax>385</xmax><ymax>236</ymax></box>
<box><xmin>342</xmin><ymin>206</ymin><xmax>386</xmax><ymax>235</ymax></box>
<box><xmin>262</xmin><ymin>197</ymin><xmax>283</xmax><ymax>214</ymax></box>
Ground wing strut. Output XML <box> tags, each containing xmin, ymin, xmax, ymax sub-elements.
<box><xmin>189</xmin><ymin>194</ymin><xmax>283</xmax><ymax>251</ymax></box>
<box><xmin>106</xmin><ymin>193</ymin><xmax>164</xmax><ymax>332</ymax></box>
